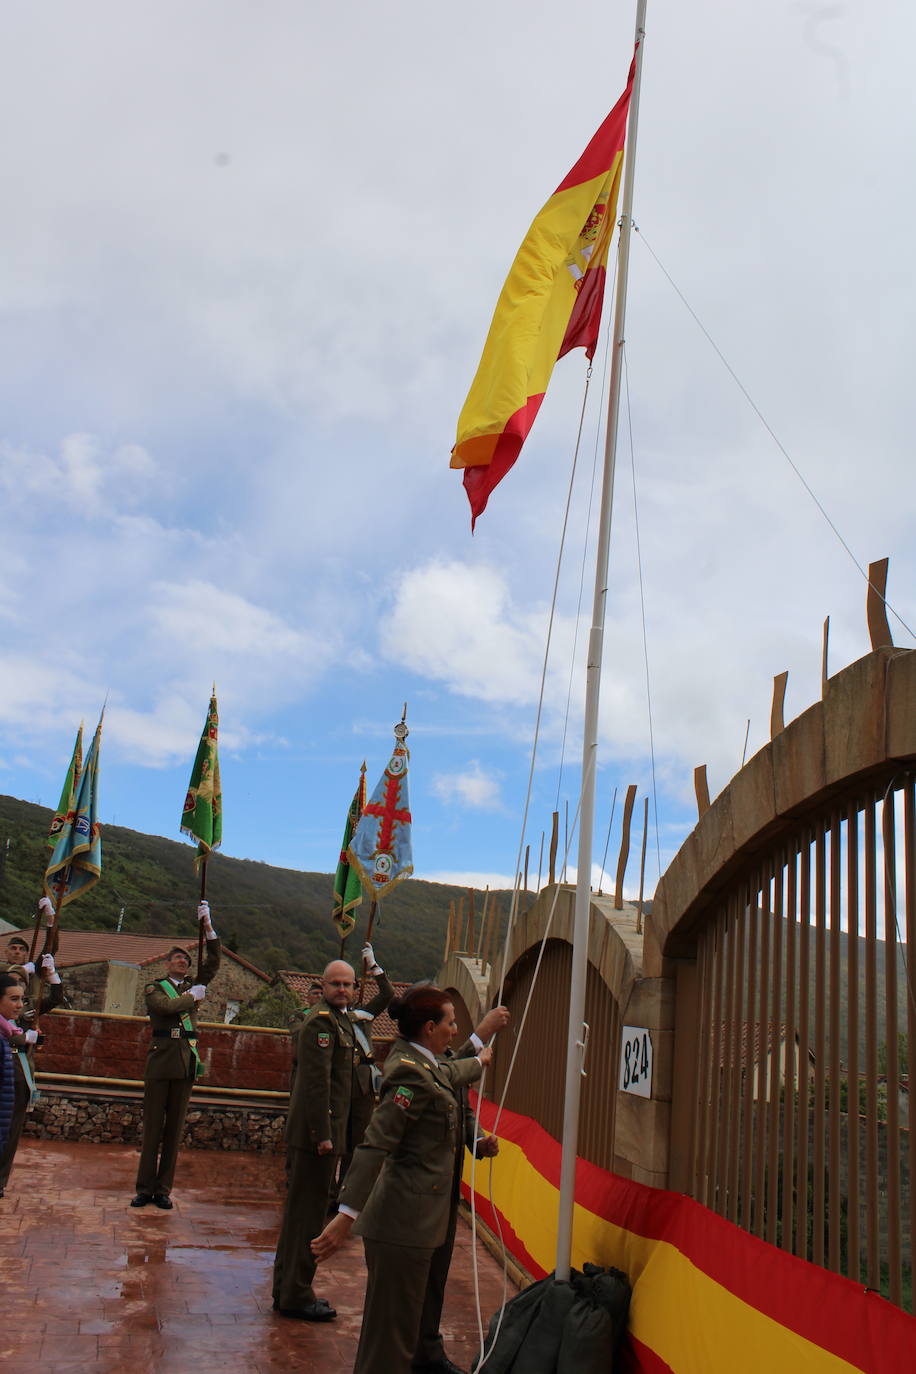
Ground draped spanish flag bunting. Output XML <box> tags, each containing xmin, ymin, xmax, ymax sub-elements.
<box><xmin>451</xmin><ymin>55</ymin><xmax>636</xmax><ymax>525</ymax></box>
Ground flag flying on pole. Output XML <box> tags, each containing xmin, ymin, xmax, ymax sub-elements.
<box><xmin>45</xmin><ymin>713</ymin><xmax>103</xmax><ymax>906</ymax></box>
<box><xmin>348</xmin><ymin>739</ymin><xmax>413</xmax><ymax>901</ymax></box>
<box><xmin>332</xmin><ymin>763</ymin><xmax>367</xmax><ymax>942</ymax></box>
<box><xmin>451</xmin><ymin>56</ymin><xmax>636</xmax><ymax>526</ymax></box>
<box><xmin>47</xmin><ymin>724</ymin><xmax>83</xmax><ymax>853</ymax></box>
<box><xmin>181</xmin><ymin>689</ymin><xmax>222</xmax><ymax>869</ymax></box>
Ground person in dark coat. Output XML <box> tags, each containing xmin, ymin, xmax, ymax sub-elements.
<box><xmin>0</xmin><ymin>921</ymin><xmax>64</xmax><ymax>1197</ymax></box>
<box><xmin>0</xmin><ymin>973</ymin><xmax>24</xmax><ymax>1160</ymax></box>
<box><xmin>132</xmin><ymin>901</ymin><xmax>220</xmax><ymax>1209</ymax></box>
<box><xmin>311</xmin><ymin>987</ymin><xmax>502</xmax><ymax>1374</ymax></box>
<box><xmin>272</xmin><ymin>958</ymin><xmax>357</xmax><ymax>1321</ymax></box>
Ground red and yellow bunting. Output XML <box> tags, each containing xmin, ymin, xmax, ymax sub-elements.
<box><xmin>462</xmin><ymin>1093</ymin><xmax>916</xmax><ymax>1373</ymax></box>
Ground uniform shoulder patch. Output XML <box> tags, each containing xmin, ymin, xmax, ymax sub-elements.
<box><xmin>145</xmin><ymin>983</ymin><xmax>158</xmax><ymax>993</ymax></box>
<box><xmin>317</xmin><ymin>1030</ymin><xmax>331</xmax><ymax>1048</ymax></box>
<box><xmin>392</xmin><ymin>1086</ymin><xmax>414</xmax><ymax>1111</ymax></box>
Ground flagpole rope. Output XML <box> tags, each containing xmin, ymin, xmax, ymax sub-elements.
<box><xmin>553</xmin><ymin>266</ymin><xmax>618</xmax><ymax>813</ymax></box>
<box><xmin>622</xmin><ymin>342</ymin><xmax>663</xmax><ymax>882</ymax></box>
<box><xmin>467</xmin><ymin>259</ymin><xmax>626</xmax><ymax>1372</ymax></box>
<box><xmin>633</xmin><ymin>225</ymin><xmax>916</xmax><ymax>644</ymax></box>
<box><xmin>469</xmin><ymin>799</ymin><xmax>584</xmax><ymax>1371</ymax></box>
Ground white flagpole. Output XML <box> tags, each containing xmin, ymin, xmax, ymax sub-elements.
<box><xmin>555</xmin><ymin>0</ymin><xmax>649</xmax><ymax>1282</ymax></box>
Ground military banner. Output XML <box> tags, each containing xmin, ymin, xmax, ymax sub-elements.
<box><xmin>333</xmin><ymin>762</ymin><xmax>367</xmax><ymax>942</ymax></box>
<box><xmin>181</xmin><ymin>689</ymin><xmax>222</xmax><ymax>869</ymax></box>
<box><xmin>347</xmin><ymin>734</ymin><xmax>413</xmax><ymax>901</ymax></box>
<box><xmin>44</xmin><ymin>712</ymin><xmax>103</xmax><ymax>907</ymax></box>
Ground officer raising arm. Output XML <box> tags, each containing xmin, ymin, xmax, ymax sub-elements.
<box><xmin>131</xmin><ymin>901</ymin><xmax>220</xmax><ymax>1211</ymax></box>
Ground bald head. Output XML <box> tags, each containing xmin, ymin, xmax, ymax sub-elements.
<box><xmin>322</xmin><ymin>960</ymin><xmax>356</xmax><ymax>1010</ymax></box>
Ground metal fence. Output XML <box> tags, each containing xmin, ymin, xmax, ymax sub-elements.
<box><xmin>687</xmin><ymin>769</ymin><xmax>914</xmax><ymax>1310</ymax></box>
<box><xmin>490</xmin><ymin>937</ymin><xmax>622</xmax><ymax>1172</ymax></box>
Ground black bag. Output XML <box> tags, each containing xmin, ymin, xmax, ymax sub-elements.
<box><xmin>473</xmin><ymin>1264</ymin><xmax>631</xmax><ymax>1374</ymax></box>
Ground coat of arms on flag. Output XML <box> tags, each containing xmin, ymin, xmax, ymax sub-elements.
<box><xmin>347</xmin><ymin>719</ymin><xmax>413</xmax><ymax>901</ymax></box>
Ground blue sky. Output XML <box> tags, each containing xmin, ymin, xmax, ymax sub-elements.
<box><xmin>0</xmin><ymin>1</ymin><xmax>913</xmax><ymax>909</ymax></box>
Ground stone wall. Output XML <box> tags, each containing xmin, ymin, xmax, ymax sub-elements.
<box><xmin>60</xmin><ymin>962</ymin><xmax>110</xmax><ymax>1012</ymax></box>
<box><xmin>24</xmin><ymin>1088</ymin><xmax>287</xmax><ymax>1154</ymax></box>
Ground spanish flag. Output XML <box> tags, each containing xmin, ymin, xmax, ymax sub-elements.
<box><xmin>451</xmin><ymin>57</ymin><xmax>636</xmax><ymax>526</ymax></box>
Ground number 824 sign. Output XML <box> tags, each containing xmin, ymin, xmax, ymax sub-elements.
<box><xmin>618</xmin><ymin>1025</ymin><xmax>653</xmax><ymax>1099</ymax></box>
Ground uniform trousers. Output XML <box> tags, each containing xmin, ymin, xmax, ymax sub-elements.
<box><xmin>136</xmin><ymin>1074</ymin><xmax>195</xmax><ymax>1197</ymax></box>
<box><xmin>0</xmin><ymin>1061</ymin><xmax>31</xmax><ymax>1190</ymax></box>
<box><xmin>355</xmin><ymin>1237</ymin><xmax>438</xmax><ymax>1374</ymax></box>
<box><xmin>412</xmin><ymin>1190</ymin><xmax>460</xmax><ymax>1367</ymax></box>
<box><xmin>272</xmin><ymin>1147</ymin><xmax>336</xmax><ymax>1310</ymax></box>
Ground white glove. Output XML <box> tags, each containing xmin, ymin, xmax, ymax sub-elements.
<box><xmin>198</xmin><ymin>901</ymin><xmax>210</xmax><ymax>922</ymax></box>
<box><xmin>20</xmin><ymin>961</ymin><xmax>35</xmax><ymax>976</ymax></box>
<box><xmin>189</xmin><ymin>984</ymin><xmax>207</xmax><ymax>1001</ymax></box>
<box><xmin>38</xmin><ymin>896</ymin><xmax>54</xmax><ymax>916</ymax></box>
<box><xmin>24</xmin><ymin>1029</ymin><xmax>39</xmax><ymax>1044</ymax></box>
<box><xmin>362</xmin><ymin>942</ymin><xmax>383</xmax><ymax>976</ymax></box>
<box><xmin>41</xmin><ymin>954</ymin><xmax>56</xmax><ymax>971</ymax></box>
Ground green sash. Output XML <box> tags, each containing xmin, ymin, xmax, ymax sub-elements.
<box><xmin>158</xmin><ymin>979</ymin><xmax>204</xmax><ymax>1079</ymax></box>
<box><xmin>16</xmin><ymin>1046</ymin><xmax>40</xmax><ymax>1108</ymax></box>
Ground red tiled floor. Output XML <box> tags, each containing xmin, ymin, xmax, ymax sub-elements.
<box><xmin>1</xmin><ymin>1138</ymin><xmax>515</xmax><ymax>1373</ymax></box>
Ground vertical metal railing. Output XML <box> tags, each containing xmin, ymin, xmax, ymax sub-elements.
<box><xmin>685</xmin><ymin>770</ymin><xmax>913</xmax><ymax>1312</ymax></box>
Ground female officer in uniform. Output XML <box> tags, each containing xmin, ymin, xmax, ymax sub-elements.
<box><xmin>312</xmin><ymin>986</ymin><xmax>494</xmax><ymax>1374</ymax></box>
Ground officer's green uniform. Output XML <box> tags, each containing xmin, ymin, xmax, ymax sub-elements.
<box><xmin>0</xmin><ymin>967</ymin><xmax>63</xmax><ymax>1192</ymax></box>
<box><xmin>272</xmin><ymin>997</ymin><xmax>357</xmax><ymax>1311</ymax></box>
<box><xmin>339</xmin><ymin>1038</ymin><xmax>484</xmax><ymax>1374</ymax></box>
<box><xmin>330</xmin><ymin>970</ymin><xmax>394</xmax><ymax>1206</ymax></box>
<box><xmin>135</xmin><ymin>936</ymin><xmax>220</xmax><ymax>1199</ymax></box>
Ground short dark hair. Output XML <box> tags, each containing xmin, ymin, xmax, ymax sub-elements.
<box><xmin>389</xmin><ymin>986</ymin><xmax>452</xmax><ymax>1040</ymax></box>
<box><xmin>167</xmin><ymin>946</ymin><xmax>192</xmax><ymax>963</ymax></box>
<box><xmin>0</xmin><ymin>971</ymin><xmax>21</xmax><ymax>997</ymax></box>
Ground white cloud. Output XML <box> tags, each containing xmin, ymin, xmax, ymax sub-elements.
<box><xmin>417</xmin><ymin>870</ymin><xmax>519</xmax><ymax>892</ymax></box>
<box><xmin>432</xmin><ymin>761</ymin><xmax>503</xmax><ymax>812</ymax></box>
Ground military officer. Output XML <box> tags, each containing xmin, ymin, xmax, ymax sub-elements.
<box><xmin>312</xmin><ymin>987</ymin><xmax>502</xmax><ymax>1374</ymax></box>
<box><xmin>329</xmin><ymin>940</ymin><xmax>394</xmax><ymax>1209</ymax></box>
<box><xmin>131</xmin><ymin>901</ymin><xmax>220</xmax><ymax>1210</ymax></box>
<box><xmin>272</xmin><ymin>957</ymin><xmax>358</xmax><ymax>1321</ymax></box>
<box><xmin>0</xmin><ymin>900</ymin><xmax>65</xmax><ymax>1197</ymax></box>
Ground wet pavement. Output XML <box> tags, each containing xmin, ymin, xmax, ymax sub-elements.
<box><xmin>1</xmin><ymin>1138</ymin><xmax>514</xmax><ymax>1374</ymax></box>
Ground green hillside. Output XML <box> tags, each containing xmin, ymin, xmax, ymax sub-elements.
<box><xmin>0</xmin><ymin>794</ymin><xmax>509</xmax><ymax>982</ymax></box>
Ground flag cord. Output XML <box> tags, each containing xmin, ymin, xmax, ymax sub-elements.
<box><xmin>467</xmin><ymin>331</ymin><xmax>611</xmax><ymax>1370</ymax></box>
<box><xmin>469</xmin><ymin>802</ymin><xmax>584</xmax><ymax>1370</ymax></box>
<box><xmin>622</xmin><ymin>342</ymin><xmax>663</xmax><ymax>882</ymax></box>
<box><xmin>553</xmin><ymin>255</ymin><xmax>620</xmax><ymax>813</ymax></box>
<box><xmin>633</xmin><ymin>225</ymin><xmax>916</xmax><ymax>645</ymax></box>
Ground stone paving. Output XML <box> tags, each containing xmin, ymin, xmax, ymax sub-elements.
<box><xmin>1</xmin><ymin>1138</ymin><xmax>514</xmax><ymax>1374</ymax></box>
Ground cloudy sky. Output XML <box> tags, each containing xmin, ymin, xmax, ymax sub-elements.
<box><xmin>0</xmin><ymin>1</ymin><xmax>912</xmax><ymax>914</ymax></box>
